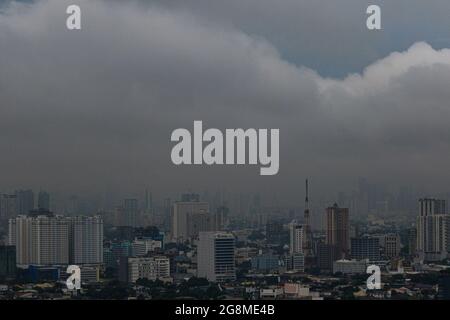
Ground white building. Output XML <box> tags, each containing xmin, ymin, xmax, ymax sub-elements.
<box><xmin>69</xmin><ymin>216</ymin><xmax>103</xmax><ymax>265</ymax></box>
<box><xmin>259</xmin><ymin>286</ymin><xmax>284</xmax><ymax>299</ymax></box>
<box><xmin>9</xmin><ymin>212</ymin><xmax>103</xmax><ymax>266</ymax></box>
<box><xmin>416</xmin><ymin>198</ymin><xmax>449</xmax><ymax>261</ymax></box>
<box><xmin>127</xmin><ymin>256</ymin><xmax>170</xmax><ymax>283</ymax></box>
<box><xmin>332</xmin><ymin>259</ymin><xmax>367</xmax><ymax>275</ymax></box>
<box><xmin>197</xmin><ymin>231</ymin><xmax>236</xmax><ymax>282</ymax></box>
<box><xmin>9</xmin><ymin>213</ymin><xmax>69</xmax><ymax>266</ymax></box>
<box><xmin>289</xmin><ymin>222</ymin><xmax>304</xmax><ymax>254</ymax></box>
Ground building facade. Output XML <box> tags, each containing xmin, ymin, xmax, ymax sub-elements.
<box><xmin>351</xmin><ymin>236</ymin><xmax>380</xmax><ymax>262</ymax></box>
<box><xmin>0</xmin><ymin>245</ymin><xmax>16</xmax><ymax>279</ymax></box>
<box><xmin>9</xmin><ymin>212</ymin><xmax>103</xmax><ymax>266</ymax></box>
<box><xmin>289</xmin><ymin>222</ymin><xmax>304</xmax><ymax>255</ymax></box>
<box><xmin>123</xmin><ymin>256</ymin><xmax>170</xmax><ymax>283</ymax></box>
<box><xmin>9</xmin><ymin>213</ymin><xmax>69</xmax><ymax>266</ymax></box>
<box><xmin>416</xmin><ymin>198</ymin><xmax>449</xmax><ymax>261</ymax></box>
<box><xmin>197</xmin><ymin>231</ymin><xmax>236</xmax><ymax>282</ymax></box>
<box><xmin>325</xmin><ymin>203</ymin><xmax>350</xmax><ymax>260</ymax></box>
<box><xmin>171</xmin><ymin>199</ymin><xmax>209</xmax><ymax>242</ymax></box>
<box><xmin>69</xmin><ymin>216</ymin><xmax>103</xmax><ymax>265</ymax></box>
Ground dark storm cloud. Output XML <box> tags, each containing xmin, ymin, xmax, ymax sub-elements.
<box><xmin>1</xmin><ymin>0</ymin><xmax>450</xmax><ymax>200</ymax></box>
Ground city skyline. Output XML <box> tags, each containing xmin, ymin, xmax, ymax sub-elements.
<box><xmin>2</xmin><ymin>0</ymin><xmax>450</xmax><ymax>303</ymax></box>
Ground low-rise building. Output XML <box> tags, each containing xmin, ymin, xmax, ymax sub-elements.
<box><xmin>333</xmin><ymin>259</ymin><xmax>367</xmax><ymax>275</ymax></box>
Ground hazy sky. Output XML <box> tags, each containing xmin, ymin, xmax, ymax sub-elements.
<box><xmin>1</xmin><ymin>0</ymin><xmax>450</xmax><ymax>201</ymax></box>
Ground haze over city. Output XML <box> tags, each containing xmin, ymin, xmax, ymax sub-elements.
<box><xmin>1</xmin><ymin>0</ymin><xmax>450</xmax><ymax>205</ymax></box>
<box><xmin>3</xmin><ymin>0</ymin><xmax>450</xmax><ymax>306</ymax></box>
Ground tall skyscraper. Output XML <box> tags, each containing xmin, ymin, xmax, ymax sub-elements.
<box><xmin>0</xmin><ymin>194</ymin><xmax>17</xmax><ymax>220</ymax></box>
<box><xmin>171</xmin><ymin>194</ymin><xmax>209</xmax><ymax>242</ymax></box>
<box><xmin>144</xmin><ymin>188</ymin><xmax>153</xmax><ymax>213</ymax></box>
<box><xmin>325</xmin><ymin>203</ymin><xmax>350</xmax><ymax>260</ymax></box>
<box><xmin>15</xmin><ymin>189</ymin><xmax>34</xmax><ymax>215</ymax></box>
<box><xmin>163</xmin><ymin>197</ymin><xmax>172</xmax><ymax>231</ymax></box>
<box><xmin>123</xmin><ymin>198</ymin><xmax>138</xmax><ymax>228</ymax></box>
<box><xmin>416</xmin><ymin>198</ymin><xmax>449</xmax><ymax>261</ymax></box>
<box><xmin>408</xmin><ymin>228</ymin><xmax>418</xmax><ymax>255</ymax></box>
<box><xmin>69</xmin><ymin>216</ymin><xmax>103</xmax><ymax>265</ymax></box>
<box><xmin>289</xmin><ymin>222</ymin><xmax>304</xmax><ymax>255</ymax></box>
<box><xmin>37</xmin><ymin>191</ymin><xmax>50</xmax><ymax>210</ymax></box>
<box><xmin>197</xmin><ymin>231</ymin><xmax>236</xmax><ymax>282</ymax></box>
<box><xmin>288</xmin><ymin>220</ymin><xmax>306</xmax><ymax>272</ymax></box>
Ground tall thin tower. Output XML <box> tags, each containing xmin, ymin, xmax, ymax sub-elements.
<box><xmin>303</xmin><ymin>179</ymin><xmax>313</xmax><ymax>257</ymax></box>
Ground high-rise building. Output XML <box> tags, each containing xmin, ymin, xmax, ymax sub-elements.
<box><xmin>325</xmin><ymin>203</ymin><xmax>349</xmax><ymax>260</ymax></box>
<box><xmin>351</xmin><ymin>236</ymin><xmax>380</xmax><ymax>262</ymax></box>
<box><xmin>15</xmin><ymin>189</ymin><xmax>34</xmax><ymax>215</ymax></box>
<box><xmin>9</xmin><ymin>211</ymin><xmax>69</xmax><ymax>266</ymax></box>
<box><xmin>69</xmin><ymin>216</ymin><xmax>103</xmax><ymax>265</ymax></box>
<box><xmin>9</xmin><ymin>211</ymin><xmax>103</xmax><ymax>266</ymax></box>
<box><xmin>197</xmin><ymin>231</ymin><xmax>236</xmax><ymax>282</ymax></box>
<box><xmin>384</xmin><ymin>234</ymin><xmax>401</xmax><ymax>259</ymax></box>
<box><xmin>144</xmin><ymin>188</ymin><xmax>153</xmax><ymax>213</ymax></box>
<box><xmin>37</xmin><ymin>191</ymin><xmax>50</xmax><ymax>210</ymax></box>
<box><xmin>416</xmin><ymin>198</ymin><xmax>449</xmax><ymax>261</ymax></box>
<box><xmin>0</xmin><ymin>245</ymin><xmax>16</xmax><ymax>279</ymax></box>
<box><xmin>408</xmin><ymin>228</ymin><xmax>417</xmax><ymax>255</ymax></box>
<box><xmin>0</xmin><ymin>194</ymin><xmax>17</xmax><ymax>220</ymax></box>
<box><xmin>123</xmin><ymin>199</ymin><xmax>139</xmax><ymax>228</ymax></box>
<box><xmin>289</xmin><ymin>222</ymin><xmax>304</xmax><ymax>255</ymax></box>
<box><xmin>171</xmin><ymin>195</ymin><xmax>209</xmax><ymax>242</ymax></box>
<box><xmin>211</xmin><ymin>206</ymin><xmax>229</xmax><ymax>231</ymax></box>
<box><xmin>266</xmin><ymin>219</ymin><xmax>284</xmax><ymax>244</ymax></box>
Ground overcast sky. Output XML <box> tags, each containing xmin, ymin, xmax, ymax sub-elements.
<box><xmin>1</xmin><ymin>0</ymin><xmax>450</xmax><ymax>202</ymax></box>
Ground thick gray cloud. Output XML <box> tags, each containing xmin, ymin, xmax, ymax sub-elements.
<box><xmin>144</xmin><ymin>0</ymin><xmax>450</xmax><ymax>77</ymax></box>
<box><xmin>1</xmin><ymin>0</ymin><xmax>450</xmax><ymax>202</ymax></box>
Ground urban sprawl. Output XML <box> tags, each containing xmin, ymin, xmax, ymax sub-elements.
<box><xmin>1</xmin><ymin>179</ymin><xmax>450</xmax><ymax>300</ymax></box>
